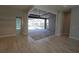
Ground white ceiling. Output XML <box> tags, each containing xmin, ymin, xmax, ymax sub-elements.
<box><xmin>0</xmin><ymin>5</ymin><xmax>77</xmax><ymax>12</ymax></box>
<box><xmin>34</xmin><ymin>5</ymin><xmax>76</xmax><ymax>11</ymax></box>
<box><xmin>0</xmin><ymin>5</ymin><xmax>77</xmax><ymax>14</ymax></box>
<box><xmin>0</xmin><ymin>5</ymin><xmax>32</xmax><ymax>12</ymax></box>
<box><xmin>28</xmin><ymin>5</ymin><xmax>77</xmax><ymax>17</ymax></box>
<box><xmin>28</xmin><ymin>5</ymin><xmax>78</xmax><ymax>18</ymax></box>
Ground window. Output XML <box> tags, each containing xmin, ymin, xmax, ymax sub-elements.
<box><xmin>28</xmin><ymin>18</ymin><xmax>44</xmax><ymax>30</ymax></box>
<box><xmin>16</xmin><ymin>17</ymin><xmax>21</xmax><ymax>30</ymax></box>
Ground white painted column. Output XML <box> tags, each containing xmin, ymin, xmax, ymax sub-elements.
<box><xmin>55</xmin><ymin>11</ymin><xmax>63</xmax><ymax>36</ymax></box>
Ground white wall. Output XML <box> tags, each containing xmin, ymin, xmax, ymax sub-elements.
<box><xmin>0</xmin><ymin>6</ymin><xmax>25</xmax><ymax>37</ymax></box>
<box><xmin>69</xmin><ymin>6</ymin><xmax>79</xmax><ymax>40</ymax></box>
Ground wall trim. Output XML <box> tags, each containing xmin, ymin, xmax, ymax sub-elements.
<box><xmin>69</xmin><ymin>35</ymin><xmax>79</xmax><ymax>40</ymax></box>
<box><xmin>0</xmin><ymin>34</ymin><xmax>16</xmax><ymax>38</ymax></box>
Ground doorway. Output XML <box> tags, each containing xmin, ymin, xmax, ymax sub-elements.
<box><xmin>62</xmin><ymin>11</ymin><xmax>71</xmax><ymax>37</ymax></box>
<box><xmin>28</xmin><ymin>8</ymin><xmax>56</xmax><ymax>40</ymax></box>
<box><xmin>28</xmin><ymin>18</ymin><xmax>49</xmax><ymax>40</ymax></box>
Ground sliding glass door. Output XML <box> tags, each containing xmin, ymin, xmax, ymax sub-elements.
<box><xmin>28</xmin><ymin>18</ymin><xmax>44</xmax><ymax>30</ymax></box>
<box><xmin>28</xmin><ymin>18</ymin><xmax>49</xmax><ymax>30</ymax></box>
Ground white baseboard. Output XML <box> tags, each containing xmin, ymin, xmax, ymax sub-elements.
<box><xmin>0</xmin><ymin>34</ymin><xmax>16</xmax><ymax>38</ymax></box>
<box><xmin>69</xmin><ymin>35</ymin><xmax>79</xmax><ymax>40</ymax></box>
